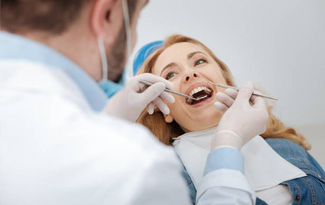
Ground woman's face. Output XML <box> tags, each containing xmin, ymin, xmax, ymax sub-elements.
<box><xmin>152</xmin><ymin>42</ymin><xmax>227</xmax><ymax>132</ymax></box>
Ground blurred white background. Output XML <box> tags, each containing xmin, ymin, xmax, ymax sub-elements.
<box><xmin>127</xmin><ymin>0</ymin><xmax>325</xmax><ymax>166</ymax></box>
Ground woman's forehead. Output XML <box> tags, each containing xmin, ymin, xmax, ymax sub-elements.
<box><xmin>153</xmin><ymin>42</ymin><xmax>207</xmax><ymax>73</ymax></box>
<box><xmin>159</xmin><ymin>42</ymin><xmax>206</xmax><ymax>61</ymax></box>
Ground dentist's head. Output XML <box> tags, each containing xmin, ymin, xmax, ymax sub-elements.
<box><xmin>1</xmin><ymin>0</ymin><xmax>148</xmax><ymax>82</ymax></box>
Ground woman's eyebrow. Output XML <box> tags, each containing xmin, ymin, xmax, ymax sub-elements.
<box><xmin>188</xmin><ymin>51</ymin><xmax>206</xmax><ymax>59</ymax></box>
<box><xmin>159</xmin><ymin>51</ymin><xmax>206</xmax><ymax>75</ymax></box>
<box><xmin>160</xmin><ymin>62</ymin><xmax>177</xmax><ymax>76</ymax></box>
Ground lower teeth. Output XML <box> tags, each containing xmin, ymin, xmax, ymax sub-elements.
<box><xmin>195</xmin><ymin>95</ymin><xmax>207</xmax><ymax>101</ymax></box>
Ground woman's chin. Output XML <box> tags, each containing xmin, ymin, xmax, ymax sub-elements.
<box><xmin>181</xmin><ymin>117</ymin><xmax>221</xmax><ymax>133</ymax></box>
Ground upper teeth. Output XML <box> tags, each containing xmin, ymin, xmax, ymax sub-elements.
<box><xmin>189</xmin><ymin>86</ymin><xmax>211</xmax><ymax>97</ymax></box>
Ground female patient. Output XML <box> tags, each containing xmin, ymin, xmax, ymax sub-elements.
<box><xmin>135</xmin><ymin>35</ymin><xmax>325</xmax><ymax>205</ymax></box>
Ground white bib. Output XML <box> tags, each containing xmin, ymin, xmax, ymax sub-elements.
<box><xmin>173</xmin><ymin>127</ymin><xmax>306</xmax><ymax>191</ymax></box>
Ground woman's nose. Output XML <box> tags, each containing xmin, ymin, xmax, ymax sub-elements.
<box><xmin>184</xmin><ymin>72</ymin><xmax>198</xmax><ymax>82</ymax></box>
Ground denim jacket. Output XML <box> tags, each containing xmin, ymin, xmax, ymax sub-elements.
<box><xmin>180</xmin><ymin>138</ymin><xmax>325</xmax><ymax>205</ymax></box>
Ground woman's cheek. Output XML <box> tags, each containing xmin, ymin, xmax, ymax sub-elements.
<box><xmin>168</xmin><ymin>96</ymin><xmax>182</xmax><ymax>110</ymax></box>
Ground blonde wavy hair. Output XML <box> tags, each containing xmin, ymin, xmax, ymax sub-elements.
<box><xmin>136</xmin><ymin>34</ymin><xmax>310</xmax><ymax>150</ymax></box>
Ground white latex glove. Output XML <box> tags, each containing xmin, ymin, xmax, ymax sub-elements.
<box><xmin>104</xmin><ymin>73</ymin><xmax>175</xmax><ymax>122</ymax></box>
<box><xmin>212</xmin><ymin>82</ymin><xmax>269</xmax><ymax>150</ymax></box>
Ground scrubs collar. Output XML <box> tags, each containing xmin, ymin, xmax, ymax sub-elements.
<box><xmin>0</xmin><ymin>31</ymin><xmax>107</xmax><ymax>112</ymax></box>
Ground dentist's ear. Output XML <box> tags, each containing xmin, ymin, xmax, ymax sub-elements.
<box><xmin>90</xmin><ymin>0</ymin><xmax>123</xmax><ymax>44</ymax></box>
<box><xmin>164</xmin><ymin>114</ymin><xmax>174</xmax><ymax>123</ymax></box>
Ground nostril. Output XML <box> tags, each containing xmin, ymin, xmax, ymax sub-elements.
<box><xmin>186</xmin><ymin>76</ymin><xmax>190</xmax><ymax>81</ymax></box>
<box><xmin>193</xmin><ymin>73</ymin><xmax>197</xmax><ymax>77</ymax></box>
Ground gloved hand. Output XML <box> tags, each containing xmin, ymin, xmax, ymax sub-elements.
<box><xmin>212</xmin><ymin>82</ymin><xmax>269</xmax><ymax>150</ymax></box>
<box><xmin>104</xmin><ymin>73</ymin><xmax>175</xmax><ymax>122</ymax></box>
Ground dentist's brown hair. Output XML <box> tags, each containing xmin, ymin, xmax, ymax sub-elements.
<box><xmin>1</xmin><ymin>0</ymin><xmax>139</xmax><ymax>34</ymax></box>
<box><xmin>136</xmin><ymin>34</ymin><xmax>310</xmax><ymax>150</ymax></box>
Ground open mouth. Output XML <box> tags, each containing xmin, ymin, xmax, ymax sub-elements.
<box><xmin>186</xmin><ymin>86</ymin><xmax>213</xmax><ymax>105</ymax></box>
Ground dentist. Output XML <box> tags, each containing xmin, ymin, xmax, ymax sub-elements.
<box><xmin>0</xmin><ymin>0</ymin><xmax>268</xmax><ymax>204</ymax></box>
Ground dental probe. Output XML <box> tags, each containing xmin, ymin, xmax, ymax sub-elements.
<box><xmin>139</xmin><ymin>80</ymin><xmax>205</xmax><ymax>101</ymax></box>
<box><xmin>208</xmin><ymin>81</ymin><xmax>278</xmax><ymax>101</ymax></box>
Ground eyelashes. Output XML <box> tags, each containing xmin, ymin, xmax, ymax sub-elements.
<box><xmin>163</xmin><ymin>58</ymin><xmax>208</xmax><ymax>80</ymax></box>
<box><xmin>165</xmin><ymin>72</ymin><xmax>176</xmax><ymax>80</ymax></box>
<box><xmin>194</xmin><ymin>58</ymin><xmax>207</xmax><ymax>66</ymax></box>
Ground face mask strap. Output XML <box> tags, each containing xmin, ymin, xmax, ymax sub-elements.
<box><xmin>122</xmin><ymin>0</ymin><xmax>133</xmax><ymax>79</ymax></box>
<box><xmin>97</xmin><ymin>37</ymin><xmax>108</xmax><ymax>81</ymax></box>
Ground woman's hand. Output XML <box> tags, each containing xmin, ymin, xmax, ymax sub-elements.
<box><xmin>212</xmin><ymin>82</ymin><xmax>269</xmax><ymax>150</ymax></box>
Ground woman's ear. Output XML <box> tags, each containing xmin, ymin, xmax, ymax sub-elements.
<box><xmin>164</xmin><ymin>114</ymin><xmax>174</xmax><ymax>123</ymax></box>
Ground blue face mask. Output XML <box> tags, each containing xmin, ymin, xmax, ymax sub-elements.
<box><xmin>99</xmin><ymin>40</ymin><xmax>163</xmax><ymax>98</ymax></box>
<box><xmin>99</xmin><ymin>70</ymin><xmax>126</xmax><ymax>98</ymax></box>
